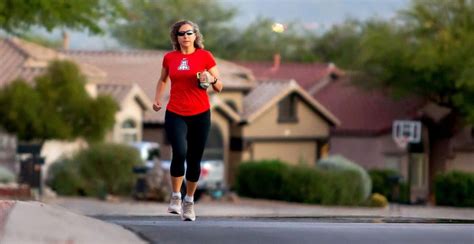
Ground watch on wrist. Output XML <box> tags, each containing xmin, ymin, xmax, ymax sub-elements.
<box><xmin>211</xmin><ymin>77</ymin><xmax>218</xmax><ymax>85</ymax></box>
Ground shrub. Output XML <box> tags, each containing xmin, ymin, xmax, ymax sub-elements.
<box><xmin>368</xmin><ymin>169</ymin><xmax>401</xmax><ymax>201</ymax></box>
<box><xmin>236</xmin><ymin>159</ymin><xmax>366</xmax><ymax>205</ymax></box>
<box><xmin>398</xmin><ymin>182</ymin><xmax>411</xmax><ymax>204</ymax></box>
<box><xmin>235</xmin><ymin>160</ymin><xmax>288</xmax><ymax>199</ymax></box>
<box><xmin>46</xmin><ymin>158</ymin><xmax>85</xmax><ymax>196</ymax></box>
<box><xmin>317</xmin><ymin>155</ymin><xmax>372</xmax><ymax>200</ymax></box>
<box><xmin>367</xmin><ymin>193</ymin><xmax>388</xmax><ymax>207</ymax></box>
<box><xmin>435</xmin><ymin>171</ymin><xmax>474</xmax><ymax>207</ymax></box>
<box><xmin>47</xmin><ymin>143</ymin><xmax>142</xmax><ymax>198</ymax></box>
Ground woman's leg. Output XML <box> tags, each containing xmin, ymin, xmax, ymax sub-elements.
<box><xmin>184</xmin><ymin>110</ymin><xmax>211</xmax><ymax>196</ymax></box>
<box><xmin>164</xmin><ymin>111</ymin><xmax>188</xmax><ymax>194</ymax></box>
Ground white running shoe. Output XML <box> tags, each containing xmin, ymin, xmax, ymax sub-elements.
<box><xmin>181</xmin><ymin>201</ymin><xmax>196</xmax><ymax>221</ymax></box>
<box><xmin>167</xmin><ymin>196</ymin><xmax>182</xmax><ymax>215</ymax></box>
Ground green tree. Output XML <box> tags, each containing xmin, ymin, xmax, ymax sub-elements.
<box><xmin>0</xmin><ymin>60</ymin><xmax>118</xmax><ymax>142</ymax></box>
<box><xmin>111</xmin><ymin>0</ymin><xmax>236</xmax><ymax>50</ymax></box>
<box><xmin>352</xmin><ymin>0</ymin><xmax>474</xmax><ymax>191</ymax></box>
<box><xmin>312</xmin><ymin>19</ymin><xmax>363</xmax><ymax>68</ymax></box>
<box><xmin>218</xmin><ymin>17</ymin><xmax>319</xmax><ymax>62</ymax></box>
<box><xmin>0</xmin><ymin>80</ymin><xmax>44</xmax><ymax>141</ymax></box>
<box><xmin>112</xmin><ymin>1</ymin><xmax>321</xmax><ymax>62</ymax></box>
<box><xmin>0</xmin><ymin>0</ymin><xmax>125</xmax><ymax>34</ymax></box>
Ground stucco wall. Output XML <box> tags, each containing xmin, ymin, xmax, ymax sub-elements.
<box><xmin>112</xmin><ymin>93</ymin><xmax>144</xmax><ymax>143</ymax></box>
<box><xmin>447</xmin><ymin>153</ymin><xmax>474</xmax><ymax>173</ymax></box>
<box><xmin>251</xmin><ymin>141</ymin><xmax>317</xmax><ymax>166</ymax></box>
<box><xmin>243</xmin><ymin>97</ymin><xmax>330</xmax><ymax>138</ymax></box>
<box><xmin>330</xmin><ymin>134</ymin><xmax>410</xmax><ymax>178</ymax></box>
<box><xmin>218</xmin><ymin>91</ymin><xmax>243</xmax><ymax>113</ymax></box>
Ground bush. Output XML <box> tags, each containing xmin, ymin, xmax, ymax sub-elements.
<box><xmin>367</xmin><ymin>193</ymin><xmax>388</xmax><ymax>207</ymax></box>
<box><xmin>398</xmin><ymin>181</ymin><xmax>410</xmax><ymax>204</ymax></box>
<box><xmin>368</xmin><ymin>169</ymin><xmax>401</xmax><ymax>201</ymax></box>
<box><xmin>46</xmin><ymin>158</ymin><xmax>85</xmax><ymax>196</ymax></box>
<box><xmin>435</xmin><ymin>171</ymin><xmax>474</xmax><ymax>207</ymax></box>
<box><xmin>235</xmin><ymin>160</ymin><xmax>288</xmax><ymax>199</ymax></box>
<box><xmin>47</xmin><ymin>143</ymin><xmax>142</xmax><ymax>198</ymax></box>
<box><xmin>236</xmin><ymin>159</ymin><xmax>366</xmax><ymax>205</ymax></box>
<box><xmin>317</xmin><ymin>155</ymin><xmax>372</xmax><ymax>200</ymax></box>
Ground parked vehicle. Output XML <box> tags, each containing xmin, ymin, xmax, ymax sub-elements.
<box><xmin>130</xmin><ymin>141</ymin><xmax>225</xmax><ymax>201</ymax></box>
<box><xmin>130</xmin><ymin>141</ymin><xmax>160</xmax><ymax>169</ymax></box>
<box><xmin>130</xmin><ymin>142</ymin><xmax>169</xmax><ymax>201</ymax></box>
<box><xmin>161</xmin><ymin>159</ymin><xmax>225</xmax><ymax>201</ymax></box>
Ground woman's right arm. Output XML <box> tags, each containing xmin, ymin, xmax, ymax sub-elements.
<box><xmin>153</xmin><ymin>67</ymin><xmax>169</xmax><ymax>112</ymax></box>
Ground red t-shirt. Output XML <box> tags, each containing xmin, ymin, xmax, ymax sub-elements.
<box><xmin>162</xmin><ymin>49</ymin><xmax>216</xmax><ymax>116</ymax></box>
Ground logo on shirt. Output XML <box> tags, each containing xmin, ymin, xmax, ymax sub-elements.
<box><xmin>177</xmin><ymin>58</ymin><xmax>190</xmax><ymax>70</ymax></box>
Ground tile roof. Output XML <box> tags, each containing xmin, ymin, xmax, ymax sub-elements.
<box><xmin>236</xmin><ymin>61</ymin><xmax>342</xmax><ymax>91</ymax></box>
<box><xmin>242</xmin><ymin>80</ymin><xmax>339</xmax><ymax>125</ymax></box>
<box><xmin>0</xmin><ymin>38</ymin><xmax>51</xmax><ymax>86</ymax></box>
<box><xmin>0</xmin><ymin>38</ymin><xmax>139</xmax><ymax>105</ymax></box>
<box><xmin>0</xmin><ymin>37</ymin><xmax>105</xmax><ymax>86</ymax></box>
<box><xmin>313</xmin><ymin>77</ymin><xmax>425</xmax><ymax>135</ymax></box>
<box><xmin>96</xmin><ymin>83</ymin><xmax>133</xmax><ymax>104</ymax></box>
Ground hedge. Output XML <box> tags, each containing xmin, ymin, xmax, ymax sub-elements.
<box><xmin>317</xmin><ymin>155</ymin><xmax>372</xmax><ymax>200</ymax></box>
<box><xmin>369</xmin><ymin>169</ymin><xmax>400</xmax><ymax>200</ymax></box>
<box><xmin>235</xmin><ymin>159</ymin><xmax>365</xmax><ymax>205</ymax></box>
<box><xmin>435</xmin><ymin>171</ymin><xmax>474</xmax><ymax>207</ymax></box>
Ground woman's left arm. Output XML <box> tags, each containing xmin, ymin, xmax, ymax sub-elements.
<box><xmin>208</xmin><ymin>66</ymin><xmax>223</xmax><ymax>93</ymax></box>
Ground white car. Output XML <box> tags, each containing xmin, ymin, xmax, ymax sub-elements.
<box><xmin>160</xmin><ymin>159</ymin><xmax>225</xmax><ymax>201</ymax></box>
<box><xmin>130</xmin><ymin>141</ymin><xmax>225</xmax><ymax>201</ymax></box>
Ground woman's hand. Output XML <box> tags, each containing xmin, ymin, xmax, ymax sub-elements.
<box><xmin>153</xmin><ymin>100</ymin><xmax>162</xmax><ymax>111</ymax></box>
<box><xmin>197</xmin><ymin>71</ymin><xmax>212</xmax><ymax>89</ymax></box>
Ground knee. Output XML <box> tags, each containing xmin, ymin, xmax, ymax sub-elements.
<box><xmin>186</xmin><ymin>164</ymin><xmax>201</xmax><ymax>182</ymax></box>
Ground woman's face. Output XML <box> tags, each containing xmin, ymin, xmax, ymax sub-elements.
<box><xmin>177</xmin><ymin>24</ymin><xmax>196</xmax><ymax>49</ymax></box>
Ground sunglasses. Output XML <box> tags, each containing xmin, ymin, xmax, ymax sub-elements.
<box><xmin>177</xmin><ymin>30</ymin><xmax>195</xmax><ymax>36</ymax></box>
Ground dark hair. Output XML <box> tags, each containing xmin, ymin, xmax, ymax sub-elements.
<box><xmin>170</xmin><ymin>20</ymin><xmax>204</xmax><ymax>51</ymax></box>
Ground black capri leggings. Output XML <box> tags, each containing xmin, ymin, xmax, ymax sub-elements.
<box><xmin>164</xmin><ymin>110</ymin><xmax>211</xmax><ymax>182</ymax></box>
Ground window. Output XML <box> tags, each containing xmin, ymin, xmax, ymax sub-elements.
<box><xmin>121</xmin><ymin>119</ymin><xmax>138</xmax><ymax>143</ymax></box>
<box><xmin>278</xmin><ymin>94</ymin><xmax>298</xmax><ymax>123</ymax></box>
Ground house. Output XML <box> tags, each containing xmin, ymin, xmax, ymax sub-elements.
<box><xmin>238</xmin><ymin>59</ymin><xmax>474</xmax><ymax>203</ymax></box>
<box><xmin>0</xmin><ymin>37</ymin><xmax>152</xmax><ymax>173</ymax></box>
<box><xmin>64</xmin><ymin>50</ymin><xmax>340</xmax><ymax>186</ymax></box>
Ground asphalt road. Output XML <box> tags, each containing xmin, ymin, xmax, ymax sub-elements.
<box><xmin>99</xmin><ymin>216</ymin><xmax>474</xmax><ymax>244</ymax></box>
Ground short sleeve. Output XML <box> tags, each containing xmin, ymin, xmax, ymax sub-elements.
<box><xmin>162</xmin><ymin>53</ymin><xmax>169</xmax><ymax>69</ymax></box>
<box><xmin>205</xmin><ymin>51</ymin><xmax>217</xmax><ymax>70</ymax></box>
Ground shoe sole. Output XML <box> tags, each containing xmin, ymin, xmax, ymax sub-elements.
<box><xmin>182</xmin><ymin>216</ymin><xmax>196</xmax><ymax>221</ymax></box>
<box><xmin>168</xmin><ymin>208</ymin><xmax>182</xmax><ymax>215</ymax></box>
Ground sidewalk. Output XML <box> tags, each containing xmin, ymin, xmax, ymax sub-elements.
<box><xmin>46</xmin><ymin>195</ymin><xmax>474</xmax><ymax>220</ymax></box>
<box><xmin>1</xmin><ymin>196</ymin><xmax>473</xmax><ymax>243</ymax></box>
<box><xmin>0</xmin><ymin>200</ymin><xmax>145</xmax><ymax>244</ymax></box>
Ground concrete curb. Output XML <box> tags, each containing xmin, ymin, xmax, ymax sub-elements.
<box><xmin>46</xmin><ymin>197</ymin><xmax>474</xmax><ymax>220</ymax></box>
<box><xmin>0</xmin><ymin>200</ymin><xmax>146</xmax><ymax>244</ymax></box>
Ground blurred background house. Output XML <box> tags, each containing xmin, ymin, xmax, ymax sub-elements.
<box><xmin>239</xmin><ymin>55</ymin><xmax>474</xmax><ymax>203</ymax></box>
<box><xmin>0</xmin><ymin>38</ymin><xmax>152</xmax><ymax>178</ymax></box>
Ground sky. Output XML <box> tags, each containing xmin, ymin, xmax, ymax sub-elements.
<box><xmin>40</xmin><ymin>0</ymin><xmax>410</xmax><ymax>50</ymax></box>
